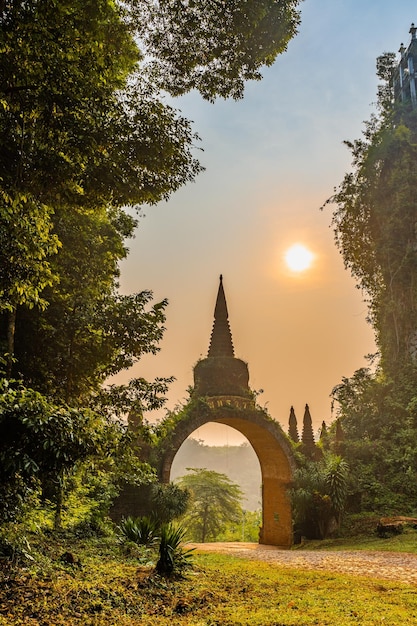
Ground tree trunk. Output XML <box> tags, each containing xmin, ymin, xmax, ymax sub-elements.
<box><xmin>201</xmin><ymin>505</ymin><xmax>209</xmax><ymax>543</ymax></box>
<box><xmin>6</xmin><ymin>307</ymin><xmax>17</xmax><ymax>376</ymax></box>
<box><xmin>54</xmin><ymin>478</ymin><xmax>64</xmax><ymax>531</ymax></box>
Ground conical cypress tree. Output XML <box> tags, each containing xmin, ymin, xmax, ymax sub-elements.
<box><xmin>301</xmin><ymin>404</ymin><xmax>316</xmax><ymax>459</ymax></box>
<box><xmin>334</xmin><ymin>418</ymin><xmax>345</xmax><ymax>454</ymax></box>
<box><xmin>288</xmin><ymin>406</ymin><xmax>300</xmax><ymax>442</ymax></box>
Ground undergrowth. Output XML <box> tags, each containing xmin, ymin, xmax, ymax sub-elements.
<box><xmin>0</xmin><ymin>529</ymin><xmax>416</xmax><ymax>625</ymax></box>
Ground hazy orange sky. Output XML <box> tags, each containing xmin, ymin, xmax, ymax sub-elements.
<box><xmin>115</xmin><ymin>1</ymin><xmax>415</xmax><ymax>445</ymax></box>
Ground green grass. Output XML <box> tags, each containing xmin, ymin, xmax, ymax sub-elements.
<box><xmin>0</xmin><ymin>531</ymin><xmax>416</xmax><ymax>625</ymax></box>
<box><xmin>298</xmin><ymin>523</ymin><xmax>417</xmax><ymax>553</ymax></box>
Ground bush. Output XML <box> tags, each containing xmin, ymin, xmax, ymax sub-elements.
<box><xmin>0</xmin><ymin>524</ymin><xmax>33</xmax><ymax>566</ymax></box>
<box><xmin>118</xmin><ymin>516</ymin><xmax>159</xmax><ymax>547</ymax></box>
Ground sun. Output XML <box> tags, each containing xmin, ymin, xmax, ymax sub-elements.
<box><xmin>284</xmin><ymin>244</ymin><xmax>314</xmax><ymax>272</ymax></box>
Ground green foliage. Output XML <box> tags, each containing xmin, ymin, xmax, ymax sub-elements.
<box><xmin>0</xmin><ymin>379</ymin><xmax>155</xmax><ymax>526</ymax></box>
<box><xmin>130</xmin><ymin>0</ymin><xmax>301</xmax><ymax>102</ymax></box>
<box><xmin>323</xmin><ymin>44</ymin><xmax>417</xmax><ymax>521</ymax></box>
<box><xmin>330</xmin><ymin>367</ymin><xmax>417</xmax><ymax>515</ymax></box>
<box><xmin>0</xmin><ymin>523</ymin><xmax>33</xmax><ymax>565</ymax></box>
<box><xmin>177</xmin><ymin>468</ymin><xmax>243</xmax><ymax>542</ymax></box>
<box><xmin>155</xmin><ymin>522</ymin><xmax>194</xmax><ymax>577</ymax></box>
<box><xmin>0</xmin><ymin>0</ymin><xmax>202</xmax><ymax>383</ymax></box>
<box><xmin>216</xmin><ymin>509</ymin><xmax>262</xmax><ymax>542</ymax></box>
<box><xmin>325</xmin><ymin>49</ymin><xmax>417</xmax><ymax>379</ymax></box>
<box><xmin>0</xmin><ymin>381</ymin><xmax>99</xmax><ymax>521</ymax></box>
<box><xmin>1</xmin><ymin>0</ymin><xmax>301</xmax><ymax>376</ymax></box>
<box><xmin>149</xmin><ymin>482</ymin><xmax>190</xmax><ymax>525</ymax></box>
<box><xmin>12</xmin><ymin>285</ymin><xmax>170</xmax><ymax>406</ymax></box>
<box><xmin>118</xmin><ymin>516</ymin><xmax>159</xmax><ymax>547</ymax></box>
<box><xmin>292</xmin><ymin>454</ymin><xmax>349</xmax><ymax>539</ymax></box>
<box><xmin>0</xmin><ymin>192</ymin><xmax>60</xmax><ymax>314</ymax></box>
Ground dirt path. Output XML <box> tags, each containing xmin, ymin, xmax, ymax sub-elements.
<box><xmin>189</xmin><ymin>542</ymin><xmax>417</xmax><ymax>585</ymax></box>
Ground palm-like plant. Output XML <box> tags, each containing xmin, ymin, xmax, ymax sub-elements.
<box><xmin>155</xmin><ymin>522</ymin><xmax>194</xmax><ymax>576</ymax></box>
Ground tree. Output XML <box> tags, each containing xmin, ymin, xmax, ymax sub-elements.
<box><xmin>132</xmin><ymin>0</ymin><xmax>302</xmax><ymax>101</ymax></box>
<box><xmin>323</xmin><ymin>40</ymin><xmax>417</xmax><ymax>516</ymax></box>
<box><xmin>0</xmin><ymin>380</ymin><xmax>112</xmax><ymax>525</ymax></box>
<box><xmin>330</xmin><ymin>368</ymin><xmax>417</xmax><ymax>514</ymax></box>
<box><xmin>0</xmin><ymin>0</ymin><xmax>202</xmax><ymax>365</ymax></box>
<box><xmin>149</xmin><ymin>482</ymin><xmax>190</xmax><ymax>525</ymax></box>
<box><xmin>1</xmin><ymin>0</ymin><xmax>302</xmax><ymax>388</ymax></box>
<box><xmin>325</xmin><ymin>51</ymin><xmax>417</xmax><ymax>382</ymax></box>
<box><xmin>177</xmin><ymin>468</ymin><xmax>243</xmax><ymax>542</ymax></box>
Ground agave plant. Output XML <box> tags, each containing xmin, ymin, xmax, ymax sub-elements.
<box><xmin>118</xmin><ymin>516</ymin><xmax>159</xmax><ymax>547</ymax></box>
<box><xmin>155</xmin><ymin>522</ymin><xmax>194</xmax><ymax>577</ymax></box>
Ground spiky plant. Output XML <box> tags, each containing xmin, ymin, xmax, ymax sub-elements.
<box><xmin>118</xmin><ymin>516</ymin><xmax>159</xmax><ymax>547</ymax></box>
<box><xmin>155</xmin><ymin>522</ymin><xmax>194</xmax><ymax>577</ymax></box>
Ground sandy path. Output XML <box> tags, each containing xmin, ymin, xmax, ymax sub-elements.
<box><xmin>189</xmin><ymin>542</ymin><xmax>417</xmax><ymax>585</ymax></box>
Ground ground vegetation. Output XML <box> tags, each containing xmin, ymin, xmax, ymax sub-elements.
<box><xmin>0</xmin><ymin>528</ymin><xmax>417</xmax><ymax>625</ymax></box>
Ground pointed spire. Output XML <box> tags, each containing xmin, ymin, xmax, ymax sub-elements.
<box><xmin>288</xmin><ymin>406</ymin><xmax>300</xmax><ymax>442</ymax></box>
<box><xmin>207</xmin><ymin>275</ymin><xmax>235</xmax><ymax>357</ymax></box>
<box><xmin>301</xmin><ymin>403</ymin><xmax>316</xmax><ymax>458</ymax></box>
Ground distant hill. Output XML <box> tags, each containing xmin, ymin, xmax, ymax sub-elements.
<box><xmin>170</xmin><ymin>438</ymin><xmax>262</xmax><ymax>511</ymax></box>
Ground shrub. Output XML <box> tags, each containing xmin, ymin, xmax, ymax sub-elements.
<box><xmin>118</xmin><ymin>516</ymin><xmax>158</xmax><ymax>547</ymax></box>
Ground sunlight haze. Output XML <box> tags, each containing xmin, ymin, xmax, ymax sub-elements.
<box><xmin>284</xmin><ymin>244</ymin><xmax>315</xmax><ymax>272</ymax></box>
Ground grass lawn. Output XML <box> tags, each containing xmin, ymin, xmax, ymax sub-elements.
<box><xmin>298</xmin><ymin>527</ymin><xmax>417</xmax><ymax>554</ymax></box>
<box><xmin>0</xmin><ymin>531</ymin><xmax>416</xmax><ymax>625</ymax></box>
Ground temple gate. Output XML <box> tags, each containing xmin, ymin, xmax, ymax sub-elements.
<box><xmin>157</xmin><ymin>276</ymin><xmax>295</xmax><ymax>547</ymax></box>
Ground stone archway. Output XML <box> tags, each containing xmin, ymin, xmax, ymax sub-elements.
<box><xmin>111</xmin><ymin>276</ymin><xmax>296</xmax><ymax>545</ymax></box>
<box><xmin>157</xmin><ymin>396</ymin><xmax>295</xmax><ymax>547</ymax></box>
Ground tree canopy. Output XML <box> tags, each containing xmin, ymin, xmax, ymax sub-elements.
<box><xmin>132</xmin><ymin>0</ymin><xmax>301</xmax><ymax>101</ymax></box>
<box><xmin>1</xmin><ymin>0</ymin><xmax>302</xmax><ymax>377</ymax></box>
<box><xmin>177</xmin><ymin>468</ymin><xmax>243</xmax><ymax>542</ymax></box>
<box><xmin>0</xmin><ymin>0</ymin><xmax>302</xmax><ymax>527</ymax></box>
<box><xmin>326</xmin><ymin>53</ymin><xmax>417</xmax><ymax>379</ymax></box>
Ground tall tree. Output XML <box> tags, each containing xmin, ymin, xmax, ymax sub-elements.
<box><xmin>1</xmin><ymin>0</ymin><xmax>302</xmax><ymax>376</ymax></box>
<box><xmin>325</xmin><ymin>42</ymin><xmax>417</xmax><ymax>514</ymax></box>
<box><xmin>0</xmin><ymin>0</ymin><xmax>201</xmax><ymax>364</ymax></box>
<box><xmin>7</xmin><ymin>204</ymin><xmax>169</xmax><ymax>406</ymax></box>
<box><xmin>326</xmin><ymin>51</ymin><xmax>417</xmax><ymax>380</ymax></box>
<box><xmin>177</xmin><ymin>468</ymin><xmax>242</xmax><ymax>542</ymax></box>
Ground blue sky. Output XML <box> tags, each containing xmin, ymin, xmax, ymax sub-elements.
<box><xmin>116</xmin><ymin>0</ymin><xmax>416</xmax><ymax>444</ymax></box>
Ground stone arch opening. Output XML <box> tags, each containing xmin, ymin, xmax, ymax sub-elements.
<box><xmin>158</xmin><ymin>398</ymin><xmax>295</xmax><ymax>547</ymax></box>
<box><xmin>170</xmin><ymin>423</ymin><xmax>262</xmax><ymax>511</ymax></box>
